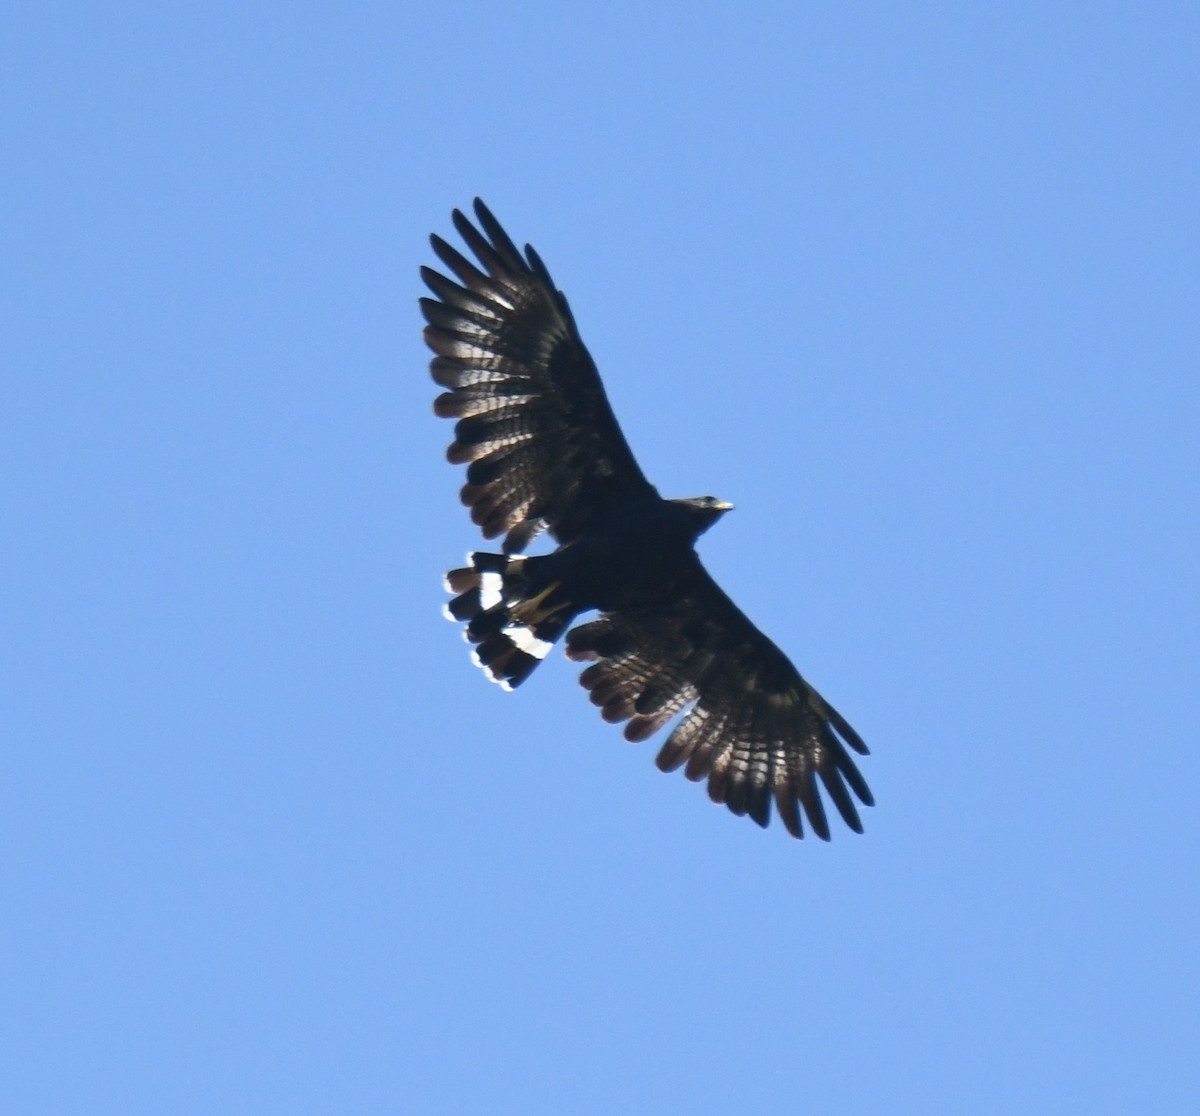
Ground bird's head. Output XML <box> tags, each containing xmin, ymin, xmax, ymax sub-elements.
<box><xmin>670</xmin><ymin>495</ymin><xmax>734</xmax><ymax>537</ymax></box>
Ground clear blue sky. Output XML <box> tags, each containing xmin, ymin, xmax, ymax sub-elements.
<box><xmin>4</xmin><ymin>3</ymin><xmax>1198</xmax><ymax>1113</ymax></box>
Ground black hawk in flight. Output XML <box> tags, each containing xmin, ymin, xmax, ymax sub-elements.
<box><xmin>422</xmin><ymin>200</ymin><xmax>873</xmax><ymax>839</ymax></box>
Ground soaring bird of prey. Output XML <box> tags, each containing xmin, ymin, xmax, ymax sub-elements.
<box><xmin>421</xmin><ymin>200</ymin><xmax>873</xmax><ymax>839</ymax></box>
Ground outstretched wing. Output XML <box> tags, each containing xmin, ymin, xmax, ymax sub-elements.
<box><xmin>564</xmin><ymin>560</ymin><xmax>873</xmax><ymax>840</ymax></box>
<box><xmin>422</xmin><ymin>199</ymin><xmax>656</xmax><ymax>553</ymax></box>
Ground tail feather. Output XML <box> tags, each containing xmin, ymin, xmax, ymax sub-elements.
<box><xmin>442</xmin><ymin>552</ymin><xmax>574</xmax><ymax>690</ymax></box>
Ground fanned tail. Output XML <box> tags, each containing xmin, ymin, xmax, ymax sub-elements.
<box><xmin>443</xmin><ymin>552</ymin><xmax>575</xmax><ymax>690</ymax></box>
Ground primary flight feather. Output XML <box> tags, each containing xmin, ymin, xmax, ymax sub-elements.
<box><xmin>422</xmin><ymin>199</ymin><xmax>873</xmax><ymax>839</ymax></box>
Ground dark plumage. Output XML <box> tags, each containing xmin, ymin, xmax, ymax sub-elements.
<box><xmin>422</xmin><ymin>199</ymin><xmax>873</xmax><ymax>840</ymax></box>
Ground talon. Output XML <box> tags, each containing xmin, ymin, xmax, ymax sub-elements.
<box><xmin>511</xmin><ymin>581</ymin><xmax>567</xmax><ymax>624</ymax></box>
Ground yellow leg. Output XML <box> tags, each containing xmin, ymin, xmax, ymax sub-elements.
<box><xmin>511</xmin><ymin>581</ymin><xmax>568</xmax><ymax>624</ymax></box>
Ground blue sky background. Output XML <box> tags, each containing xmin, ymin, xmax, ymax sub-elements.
<box><xmin>4</xmin><ymin>2</ymin><xmax>1199</xmax><ymax>1112</ymax></box>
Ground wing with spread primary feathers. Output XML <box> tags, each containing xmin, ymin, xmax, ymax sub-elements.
<box><xmin>421</xmin><ymin>199</ymin><xmax>655</xmax><ymax>553</ymax></box>
<box><xmin>564</xmin><ymin>558</ymin><xmax>873</xmax><ymax>840</ymax></box>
